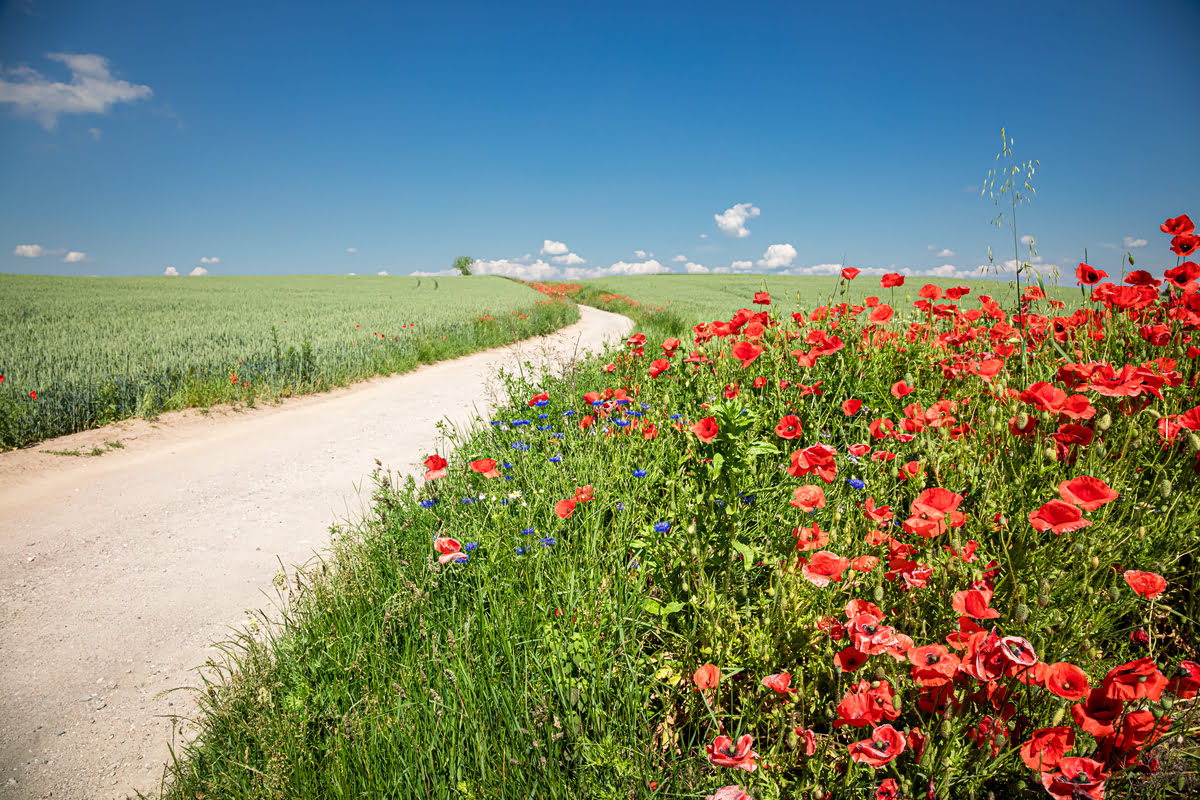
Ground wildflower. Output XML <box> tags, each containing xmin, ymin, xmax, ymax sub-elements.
<box><xmin>875</xmin><ymin>779</ymin><xmax>900</xmax><ymax>800</ymax></box>
<box><xmin>841</xmin><ymin>267</ymin><xmax>860</xmax><ymax>280</ymax></box>
<box><xmin>516</xmin><ymin>546</ymin><xmax>527</xmax><ymax>555</ymax></box>
<box><xmin>419</xmin><ymin>498</ymin><xmax>436</xmax><ymax>509</ymax></box>
<box><xmin>848</xmin><ymin>724</ymin><xmax>905</xmax><ymax>768</ymax></box>
<box><xmin>705</xmin><ymin>734</ymin><xmax>758</xmax><ymax>773</ymax></box>
<box><xmin>760</xmin><ymin>672</ymin><xmax>796</xmax><ymax>694</ymax></box>
<box><xmin>511</xmin><ymin>441</ymin><xmax>529</xmax><ymax>451</ymax></box>
<box><xmin>1123</xmin><ymin>570</ymin><xmax>1167</xmax><ymax>599</ymax></box>
<box><xmin>1044</xmin><ymin>662</ymin><xmax>1090</xmax><ymax>701</ymax></box>
<box><xmin>774</xmin><ymin>414</ymin><xmax>803</xmax><ymax>439</ymax></box>
<box><xmin>1020</xmin><ymin>726</ymin><xmax>1074</xmax><ymax>772</ymax></box>
<box><xmin>633</xmin><ymin>468</ymin><xmax>647</xmax><ymax>478</ymax></box>
<box><xmin>1057</xmin><ymin>476</ymin><xmax>1118</xmax><ymax>510</ymax></box>
<box><xmin>554</xmin><ymin>499</ymin><xmax>576</xmax><ymax>519</ymax></box>
<box><xmin>469</xmin><ymin>458</ymin><xmax>500</xmax><ymax>478</ymax></box>
<box><xmin>846</xmin><ymin>477</ymin><xmax>865</xmax><ymax>490</ymax></box>
<box><xmin>511</xmin><ymin>419</ymin><xmax>530</xmax><ymax>427</ymax></box>
<box><xmin>706</xmin><ymin>786</ymin><xmax>752</xmax><ymax>800</ymax></box>
<box><xmin>691</xmin><ymin>416</ymin><xmax>719</xmax><ymax>443</ymax></box>
<box><xmin>1167</xmin><ymin>661</ymin><xmax>1200</xmax><ymax>699</ymax></box>
<box><xmin>464</xmin><ymin>542</ymin><xmax>478</xmax><ymax>552</ymax></box>
<box><xmin>423</xmin><ymin>454</ymin><xmax>448</xmax><ymax>480</ymax></box>
<box><xmin>548</xmin><ymin>455</ymin><xmax>562</xmax><ymax>463</ymax></box>
<box><xmin>790</xmin><ymin>485</ymin><xmax>826</xmax><ymax>513</ymax></box>
<box><xmin>528</xmin><ymin>391</ymin><xmax>550</xmax><ymax>407</ymax></box>
<box><xmin>693</xmin><ymin>663</ymin><xmax>720</xmax><ymax>690</ymax></box>
<box><xmin>521</xmin><ymin>527</ymin><xmax>535</xmax><ymax>535</ymax></box>
<box><xmin>801</xmin><ymin>550</ymin><xmax>850</xmax><ymax>586</ymax></box>
<box><xmin>1071</xmin><ymin>688</ymin><xmax>1123</xmax><ymax>736</ymax></box>
<box><xmin>880</xmin><ymin>273</ymin><xmax>905</xmax><ymax>288</ymax></box>
<box><xmin>1028</xmin><ymin>500</ymin><xmax>1090</xmax><ymax>535</ymax></box>
<box><xmin>539</xmin><ymin>537</ymin><xmax>556</xmax><ymax>547</ymax></box>
<box><xmin>433</xmin><ymin>537</ymin><xmax>467</xmax><ymax>564</ymax></box>
<box><xmin>1101</xmin><ymin>657</ymin><xmax>1168</xmax><ymax>701</ymax></box>
<box><xmin>1040</xmin><ymin>757</ymin><xmax>1108</xmax><ymax>799</ymax></box>
<box><xmin>654</xmin><ymin>521</ymin><xmax>671</xmax><ymax>533</ymax></box>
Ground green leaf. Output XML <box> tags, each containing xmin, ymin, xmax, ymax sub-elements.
<box><xmin>746</xmin><ymin>441</ymin><xmax>780</xmax><ymax>458</ymax></box>
<box><xmin>643</xmin><ymin>598</ymin><xmax>663</xmax><ymax>615</ymax></box>
<box><xmin>731</xmin><ymin>539</ymin><xmax>755</xmax><ymax>571</ymax></box>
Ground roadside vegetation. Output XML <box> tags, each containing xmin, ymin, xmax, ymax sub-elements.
<box><xmin>0</xmin><ymin>275</ymin><xmax>576</xmax><ymax>449</ymax></box>
<box><xmin>161</xmin><ymin>217</ymin><xmax>1199</xmax><ymax>799</ymax></box>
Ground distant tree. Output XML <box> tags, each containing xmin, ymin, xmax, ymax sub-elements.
<box><xmin>453</xmin><ymin>256</ymin><xmax>473</xmax><ymax>276</ymax></box>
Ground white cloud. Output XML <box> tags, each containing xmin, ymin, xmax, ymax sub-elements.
<box><xmin>87</xmin><ymin>127</ymin><xmax>101</xmax><ymax>140</ymax></box>
<box><xmin>927</xmin><ymin>264</ymin><xmax>959</xmax><ymax>277</ymax></box>
<box><xmin>163</xmin><ymin>266</ymin><xmax>178</xmax><ymax>276</ymax></box>
<box><xmin>346</xmin><ymin>247</ymin><xmax>357</xmax><ymax>254</ymax></box>
<box><xmin>551</xmin><ymin>252</ymin><xmax>585</xmax><ymax>266</ymax></box>
<box><xmin>0</xmin><ymin>52</ymin><xmax>152</xmax><ymax>130</ymax></box>
<box><xmin>200</xmin><ymin>256</ymin><xmax>220</xmax><ymax>264</ymax></box>
<box><xmin>1124</xmin><ymin>236</ymin><xmax>1147</xmax><ymax>248</ymax></box>
<box><xmin>684</xmin><ymin>261</ymin><xmax>709</xmax><ymax>274</ymax></box>
<box><xmin>714</xmin><ymin>202</ymin><xmax>761</xmax><ymax>238</ymax></box>
<box><xmin>1020</xmin><ymin>235</ymin><xmax>1035</xmax><ymax>246</ymax></box>
<box><xmin>189</xmin><ymin>266</ymin><xmax>208</xmax><ymax>276</ymax></box>
<box><xmin>634</xmin><ymin>249</ymin><xmax>648</xmax><ymax>259</ymax></box>
<box><xmin>541</xmin><ymin>240</ymin><xmax>569</xmax><ymax>256</ymax></box>
<box><xmin>63</xmin><ymin>251</ymin><xmax>86</xmax><ymax>262</ymax></box>
<box><xmin>13</xmin><ymin>244</ymin><xmax>45</xmax><ymax>258</ymax></box>
<box><xmin>473</xmin><ymin>258</ymin><xmax>560</xmax><ymax>281</ymax></box>
<box><xmin>756</xmin><ymin>243</ymin><xmax>797</xmax><ymax>269</ymax></box>
<box><xmin>731</xmin><ymin>260</ymin><xmax>754</xmax><ymax>271</ymax></box>
<box><xmin>377</xmin><ymin>270</ymin><xmax>389</xmax><ymax>276</ymax></box>
<box><xmin>937</xmin><ymin>248</ymin><xmax>956</xmax><ymax>258</ymax></box>
<box><xmin>671</xmin><ymin>254</ymin><xmax>687</xmax><ymax>262</ymax></box>
<box><xmin>699</xmin><ymin>233</ymin><xmax>708</xmax><ymax>239</ymax></box>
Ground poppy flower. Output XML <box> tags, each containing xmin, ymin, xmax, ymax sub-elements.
<box><xmin>705</xmin><ymin>734</ymin><xmax>758</xmax><ymax>773</ymax></box>
<box><xmin>1020</xmin><ymin>726</ymin><xmax>1075</xmax><ymax>772</ymax></box>
<box><xmin>790</xmin><ymin>485</ymin><xmax>826</xmax><ymax>513</ymax></box>
<box><xmin>573</xmin><ymin>484</ymin><xmax>594</xmax><ymax>503</ymax></box>
<box><xmin>691</xmin><ymin>416</ymin><xmax>719</xmax><ymax>443</ymax></box>
<box><xmin>850</xmin><ymin>555</ymin><xmax>880</xmax><ymax>572</ymax></box>
<box><xmin>890</xmin><ymin>380</ymin><xmax>915</xmax><ymax>398</ymax></box>
<box><xmin>875</xmin><ymin>779</ymin><xmax>900</xmax><ymax>800</ymax></box>
<box><xmin>648</xmin><ymin>358</ymin><xmax>670</xmax><ymax>378</ymax></box>
<box><xmin>841</xmin><ymin>398</ymin><xmax>862</xmax><ymax>416</ymax></box>
<box><xmin>1171</xmin><ymin>233</ymin><xmax>1200</xmax><ymax>258</ymax></box>
<box><xmin>793</xmin><ymin>521</ymin><xmax>829</xmax><ymax>551</ymax></box>
<box><xmin>801</xmin><ymin>550</ymin><xmax>851</xmax><ymax>587</ymax></box>
<box><xmin>787</xmin><ymin>444</ymin><xmax>838</xmax><ymax>483</ymax></box>
<box><xmin>775</xmin><ymin>414</ymin><xmax>803</xmax><ymax>439</ymax></box>
<box><xmin>1075</xmin><ymin>263</ymin><xmax>1107</xmax><ymax>285</ymax></box>
<box><xmin>760</xmin><ymin>672</ymin><xmax>796</xmax><ymax>694</ymax></box>
<box><xmin>1167</xmin><ymin>660</ymin><xmax>1200</xmax><ymax>699</ymax></box>
<box><xmin>706</xmin><ymin>787</ymin><xmax>753</xmax><ymax>800</ymax></box>
<box><xmin>911</xmin><ymin>487</ymin><xmax>963</xmax><ymax>520</ymax></box>
<box><xmin>423</xmin><ymin>454</ymin><xmax>448</xmax><ymax>480</ymax></box>
<box><xmin>731</xmin><ymin>340</ymin><xmax>764</xmax><ymax>368</ymax></box>
<box><xmin>863</xmin><ymin>497</ymin><xmax>893</xmax><ymax>523</ymax></box>
<box><xmin>469</xmin><ymin>458</ymin><xmax>500</xmax><ymax>478</ymax></box>
<box><xmin>1123</xmin><ymin>570</ymin><xmax>1167</xmax><ymax>599</ymax></box>
<box><xmin>1071</xmin><ymin>688</ymin><xmax>1123</xmax><ymax>737</ymax></box>
<box><xmin>841</xmin><ymin>267</ymin><xmax>861</xmax><ymax>280</ymax></box>
<box><xmin>952</xmin><ymin>588</ymin><xmax>1000</xmax><ymax>620</ymax></box>
<box><xmin>1055</xmin><ymin>476</ymin><xmax>1116</xmax><ymax>511</ymax></box>
<box><xmin>528</xmin><ymin>391</ymin><xmax>550</xmax><ymax>407</ymax></box>
<box><xmin>433</xmin><ymin>536</ymin><xmax>468</xmax><ymax>564</ymax></box>
<box><xmin>1161</xmin><ymin>213</ymin><xmax>1195</xmax><ymax>236</ymax></box>
<box><xmin>1040</xmin><ymin>757</ymin><xmax>1108</xmax><ymax>799</ymax></box>
<box><xmin>917</xmin><ymin>284</ymin><xmax>942</xmax><ymax>301</ymax></box>
<box><xmin>796</xmin><ymin>727</ymin><xmax>817</xmax><ymax>755</ymax></box>
<box><xmin>554</xmin><ymin>498</ymin><xmax>577</xmax><ymax>519</ymax></box>
<box><xmin>1101</xmin><ymin>657</ymin><xmax>1168</xmax><ymax>702</ymax></box>
<box><xmin>693</xmin><ymin>663</ymin><xmax>720</xmax><ymax>690</ymax></box>
<box><xmin>834</xmin><ymin>680</ymin><xmax>900</xmax><ymax>728</ymax></box>
<box><xmin>1044</xmin><ymin>662</ymin><xmax>1090</xmax><ymax>701</ymax></box>
<box><xmin>908</xmin><ymin>644</ymin><xmax>960</xmax><ymax>688</ymax></box>
<box><xmin>868</xmin><ymin>305</ymin><xmax>893</xmax><ymax>324</ymax></box>
<box><xmin>834</xmin><ymin>645</ymin><xmax>868</xmax><ymax>673</ymax></box>
<box><xmin>753</xmin><ymin>291</ymin><xmax>771</xmax><ymax>305</ymax></box>
<box><xmin>848</xmin><ymin>724</ymin><xmax>906</xmax><ymax>768</ymax></box>
<box><xmin>1028</xmin><ymin>500</ymin><xmax>1090</xmax><ymax>535</ymax></box>
<box><xmin>880</xmin><ymin>273</ymin><xmax>905</xmax><ymax>288</ymax></box>
<box><xmin>28</xmin><ymin>390</ymin><xmax>36</xmax><ymax>400</ymax></box>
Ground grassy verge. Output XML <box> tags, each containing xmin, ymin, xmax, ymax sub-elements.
<box><xmin>163</xmin><ymin>260</ymin><xmax>1199</xmax><ymax>799</ymax></box>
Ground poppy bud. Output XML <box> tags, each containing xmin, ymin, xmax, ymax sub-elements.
<box><xmin>874</xmin><ymin>666</ymin><xmax>887</xmax><ymax>681</ymax></box>
<box><xmin>938</xmin><ymin>719</ymin><xmax>952</xmax><ymax>736</ymax></box>
<box><xmin>1043</xmin><ymin>447</ymin><xmax>1056</xmax><ymax>461</ymax></box>
<box><xmin>892</xmin><ymin>695</ymin><xmax>902</xmax><ymax>711</ymax></box>
<box><xmin>872</xmin><ymin>585</ymin><xmax>885</xmax><ymax>602</ymax></box>
<box><xmin>1037</xmin><ymin>593</ymin><xmax>1049</xmax><ymax>607</ymax></box>
<box><xmin>1090</xmin><ymin>556</ymin><xmax>1100</xmax><ymax>568</ymax></box>
<box><xmin>1137</xmin><ymin>526</ymin><xmax>1147</xmax><ymax>539</ymax></box>
<box><xmin>1146</xmin><ymin>407</ymin><xmax>1162</xmax><ymax>420</ymax></box>
<box><xmin>1109</xmin><ymin>587</ymin><xmax>1121</xmax><ymax>603</ymax></box>
<box><xmin>992</xmin><ymin>733</ymin><xmax>1007</xmax><ymax>750</ymax></box>
<box><xmin>1188</xmin><ymin>433</ymin><xmax>1200</xmax><ymax>454</ymax></box>
<box><xmin>1159</xmin><ymin>479</ymin><xmax>1172</xmax><ymax>499</ymax></box>
<box><xmin>1162</xmin><ymin>696</ymin><xmax>1174</xmax><ymax>710</ymax></box>
<box><xmin>992</xmin><ymin>421</ymin><xmax>1005</xmax><ymax>434</ymax></box>
<box><xmin>904</xmin><ymin>373</ymin><xmax>914</xmax><ymax>386</ymax></box>
<box><xmin>1015</xmin><ymin>412</ymin><xmax>1030</xmax><ymax>429</ymax></box>
<box><xmin>1096</xmin><ymin>443</ymin><xmax>1107</xmax><ymax>458</ymax></box>
<box><xmin>1015</xmin><ymin>603</ymin><xmax>1029</xmax><ymax>623</ymax></box>
<box><xmin>1073</xmin><ymin>543</ymin><xmax>1086</xmax><ymax>555</ymax></box>
<box><xmin>987</xmin><ymin>404</ymin><xmax>998</xmax><ymax>418</ymax></box>
<box><xmin>1039</xmin><ymin>411</ymin><xmax>1053</xmax><ymax>425</ymax></box>
<box><xmin>1098</xmin><ymin>413</ymin><xmax>1112</xmax><ymax>431</ymax></box>
<box><xmin>1050</xmin><ymin>707</ymin><xmax>1065</xmax><ymax>726</ymax></box>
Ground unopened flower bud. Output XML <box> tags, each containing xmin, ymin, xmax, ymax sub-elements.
<box><xmin>1098</xmin><ymin>413</ymin><xmax>1112</xmax><ymax>431</ymax></box>
<box><xmin>1050</xmin><ymin>707</ymin><xmax>1065</xmax><ymax>726</ymax></box>
<box><xmin>1015</xmin><ymin>603</ymin><xmax>1030</xmax><ymax>623</ymax></box>
<box><xmin>1090</xmin><ymin>556</ymin><xmax>1100</xmax><ymax>569</ymax></box>
<box><xmin>873</xmin><ymin>585</ymin><xmax>885</xmax><ymax>602</ymax></box>
<box><xmin>1159</xmin><ymin>479</ymin><xmax>1172</xmax><ymax>499</ymax></box>
<box><xmin>938</xmin><ymin>719</ymin><xmax>953</xmax><ymax>737</ymax></box>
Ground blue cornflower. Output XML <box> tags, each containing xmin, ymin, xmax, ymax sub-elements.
<box><xmin>539</xmin><ymin>537</ymin><xmax>556</xmax><ymax>547</ymax></box>
<box><xmin>653</xmin><ymin>521</ymin><xmax>671</xmax><ymax>533</ymax></box>
<box><xmin>503</xmin><ymin>462</ymin><xmax>513</xmax><ymax>468</ymax></box>
<box><xmin>641</xmin><ymin>403</ymin><xmax>651</xmax><ymax>410</ymax></box>
<box><xmin>419</xmin><ymin>499</ymin><xmax>436</xmax><ymax>509</ymax></box>
<box><xmin>537</xmin><ymin>425</ymin><xmax>553</xmax><ymax>431</ymax></box>
<box><xmin>537</xmin><ymin>413</ymin><xmax>550</xmax><ymax>419</ymax></box>
<box><xmin>633</xmin><ymin>469</ymin><xmax>647</xmax><ymax>478</ymax></box>
<box><xmin>490</xmin><ymin>420</ymin><xmax>502</xmax><ymax>426</ymax></box>
<box><xmin>614</xmin><ymin>501</ymin><xmax>626</xmax><ymax>512</ymax></box>
<box><xmin>464</xmin><ymin>542</ymin><xmax>478</xmax><ymax>552</ymax></box>
<box><xmin>516</xmin><ymin>546</ymin><xmax>528</xmax><ymax>555</ymax></box>
<box><xmin>549</xmin><ymin>455</ymin><xmax>562</xmax><ymax>463</ymax></box>
<box><xmin>626</xmin><ymin>410</ymin><xmax>643</xmax><ymax>417</ymax></box>
<box><xmin>512</xmin><ymin>441</ymin><xmax>529</xmax><ymax>451</ymax></box>
<box><xmin>512</xmin><ymin>419</ymin><xmax>531</xmax><ymax>427</ymax></box>
<box><xmin>562</xmin><ymin>410</ymin><xmax>576</xmax><ymax>416</ymax></box>
<box><xmin>461</xmin><ymin>497</ymin><xmax>476</xmax><ymax>504</ymax></box>
<box><xmin>551</xmin><ymin>432</ymin><xmax>564</xmax><ymax>439</ymax></box>
<box><xmin>846</xmin><ymin>478</ymin><xmax>865</xmax><ymax>490</ymax></box>
<box><xmin>614</xmin><ymin>418</ymin><xmax>629</xmax><ymax>427</ymax></box>
<box><xmin>521</xmin><ymin>527</ymin><xmax>535</xmax><ymax>536</ymax></box>
<box><xmin>669</xmin><ymin>414</ymin><xmax>682</xmax><ymax>420</ymax></box>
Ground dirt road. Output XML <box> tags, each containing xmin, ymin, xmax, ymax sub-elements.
<box><xmin>0</xmin><ymin>305</ymin><xmax>632</xmax><ymax>800</ymax></box>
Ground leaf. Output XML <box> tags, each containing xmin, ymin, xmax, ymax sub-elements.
<box><xmin>746</xmin><ymin>440</ymin><xmax>780</xmax><ymax>458</ymax></box>
<box><xmin>730</xmin><ymin>539</ymin><xmax>755</xmax><ymax>572</ymax></box>
<box><xmin>643</xmin><ymin>598</ymin><xmax>663</xmax><ymax>615</ymax></box>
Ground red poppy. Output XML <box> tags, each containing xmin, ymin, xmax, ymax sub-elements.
<box><xmin>841</xmin><ymin>267</ymin><xmax>861</xmax><ymax>280</ymax></box>
<box><xmin>790</xmin><ymin>485</ymin><xmax>826</xmax><ymax>513</ymax></box>
<box><xmin>469</xmin><ymin>458</ymin><xmax>500</xmax><ymax>478</ymax></box>
<box><xmin>648</xmin><ymin>358</ymin><xmax>670</xmax><ymax>378</ymax></box>
<box><xmin>880</xmin><ymin>273</ymin><xmax>905</xmax><ymax>288</ymax></box>
<box><xmin>850</xmin><ymin>555</ymin><xmax>879</xmax><ymax>572</ymax></box>
<box><xmin>1020</xmin><ymin>726</ymin><xmax>1075</xmax><ymax>772</ymax></box>
<box><xmin>1057</xmin><ymin>476</ymin><xmax>1117</xmax><ymax>511</ymax></box>
<box><xmin>760</xmin><ymin>672</ymin><xmax>796</xmax><ymax>694</ymax></box>
<box><xmin>796</xmin><ymin>727</ymin><xmax>817</xmax><ymax>755</ymax></box>
<box><xmin>868</xmin><ymin>305</ymin><xmax>893</xmax><ymax>324</ymax></box>
<box><xmin>917</xmin><ymin>284</ymin><xmax>942</xmax><ymax>301</ymax></box>
<box><xmin>841</xmin><ymin>398</ymin><xmax>862</xmax><ymax>416</ymax></box>
<box><xmin>863</xmin><ymin>497</ymin><xmax>893</xmax><ymax>523</ymax></box>
<box><xmin>1102</xmin><ymin>657</ymin><xmax>1168</xmax><ymax>702</ymax></box>
<box><xmin>753</xmin><ymin>291</ymin><xmax>771</xmax><ymax>305</ymax></box>
<box><xmin>1071</xmin><ymin>687</ymin><xmax>1123</xmax><ymax>736</ymax></box>
<box><xmin>554</xmin><ymin>498</ymin><xmax>576</xmax><ymax>519</ymax></box>
<box><xmin>693</xmin><ymin>663</ymin><xmax>720</xmax><ymax>690</ymax></box>
<box><xmin>1167</xmin><ymin>660</ymin><xmax>1200</xmax><ymax>699</ymax></box>
<box><xmin>1075</xmin><ymin>263</ymin><xmax>1107</xmax><ymax>285</ymax></box>
<box><xmin>705</xmin><ymin>787</ymin><xmax>751</xmax><ymax>800</ymax></box>
<box><xmin>911</xmin><ymin>487</ymin><xmax>963</xmax><ymax>520</ymax></box>
<box><xmin>801</xmin><ymin>550</ymin><xmax>850</xmax><ymax>586</ymax></box>
<box><xmin>848</xmin><ymin>724</ymin><xmax>906</xmax><ymax>768</ymax></box>
<box><xmin>787</xmin><ymin>444</ymin><xmax>838</xmax><ymax>483</ymax></box>
<box><xmin>528</xmin><ymin>391</ymin><xmax>550</xmax><ymax>407</ymax></box>
<box><xmin>423</xmin><ymin>454</ymin><xmax>448</xmax><ymax>480</ymax></box>
<box><xmin>1171</xmin><ymin>233</ymin><xmax>1200</xmax><ymax>258</ymax></box>
<box><xmin>1028</xmin><ymin>500</ymin><xmax>1091</xmax><ymax>535</ymax></box>
<box><xmin>793</xmin><ymin>521</ymin><xmax>829</xmax><ymax>551</ymax></box>
<box><xmin>731</xmin><ymin>340</ymin><xmax>764</xmax><ymax>368</ymax></box>
<box><xmin>29</xmin><ymin>390</ymin><xmax>36</xmax><ymax>400</ymax></box>
<box><xmin>890</xmin><ymin>380</ymin><xmax>915</xmax><ymax>398</ymax></box>
<box><xmin>834</xmin><ymin>645</ymin><xmax>869</xmax><ymax>673</ymax></box>
<box><xmin>433</xmin><ymin>536</ymin><xmax>467</xmax><ymax>564</ymax></box>
<box><xmin>1161</xmin><ymin>213</ymin><xmax>1195</xmax><ymax>236</ymax></box>
<box><xmin>1044</xmin><ymin>662</ymin><xmax>1090</xmax><ymax>701</ymax></box>
<box><xmin>774</xmin><ymin>415</ymin><xmax>803</xmax><ymax>439</ymax></box>
<box><xmin>690</xmin><ymin>416</ymin><xmax>719</xmax><ymax>443</ymax></box>
<box><xmin>875</xmin><ymin>779</ymin><xmax>900</xmax><ymax>800</ymax></box>
<box><xmin>660</xmin><ymin>336</ymin><xmax>681</xmax><ymax>355</ymax></box>
<box><xmin>952</xmin><ymin>588</ymin><xmax>1001</xmax><ymax>620</ymax></box>
<box><xmin>907</xmin><ymin>644</ymin><xmax>960</xmax><ymax>688</ymax></box>
<box><xmin>705</xmin><ymin>734</ymin><xmax>758</xmax><ymax>773</ymax></box>
<box><xmin>1040</xmin><ymin>757</ymin><xmax>1108</xmax><ymax>799</ymax></box>
<box><xmin>1123</xmin><ymin>570</ymin><xmax>1167</xmax><ymax>599</ymax></box>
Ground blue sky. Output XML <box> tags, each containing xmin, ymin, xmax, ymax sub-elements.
<box><xmin>1</xmin><ymin>0</ymin><xmax>1197</xmax><ymax>282</ymax></box>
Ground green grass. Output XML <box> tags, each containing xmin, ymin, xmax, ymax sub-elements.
<box><xmin>0</xmin><ymin>275</ymin><xmax>577</xmax><ymax>448</ymax></box>
<box><xmin>161</xmin><ymin>268</ymin><xmax>1200</xmax><ymax>800</ymax></box>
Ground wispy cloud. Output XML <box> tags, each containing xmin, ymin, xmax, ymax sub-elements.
<box><xmin>0</xmin><ymin>53</ymin><xmax>152</xmax><ymax>130</ymax></box>
<box><xmin>200</xmin><ymin>256</ymin><xmax>220</xmax><ymax>264</ymax></box>
<box><xmin>346</xmin><ymin>247</ymin><xmax>357</xmax><ymax>254</ymax></box>
<box><xmin>714</xmin><ymin>203</ymin><xmax>760</xmax><ymax>238</ymax></box>
<box><xmin>13</xmin><ymin>244</ymin><xmax>45</xmax><ymax>258</ymax></box>
<box><xmin>1123</xmin><ymin>236</ymin><xmax>1147</xmax><ymax>248</ymax></box>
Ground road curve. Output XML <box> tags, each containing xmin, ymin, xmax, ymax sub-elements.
<box><xmin>0</xmin><ymin>305</ymin><xmax>633</xmax><ymax>800</ymax></box>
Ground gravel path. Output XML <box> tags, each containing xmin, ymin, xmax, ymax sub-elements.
<box><xmin>0</xmin><ymin>306</ymin><xmax>632</xmax><ymax>800</ymax></box>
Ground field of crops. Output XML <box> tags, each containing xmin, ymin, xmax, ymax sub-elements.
<box><xmin>0</xmin><ymin>274</ymin><xmax>576</xmax><ymax>449</ymax></box>
<box><xmin>163</xmin><ymin>220</ymin><xmax>1200</xmax><ymax>799</ymax></box>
